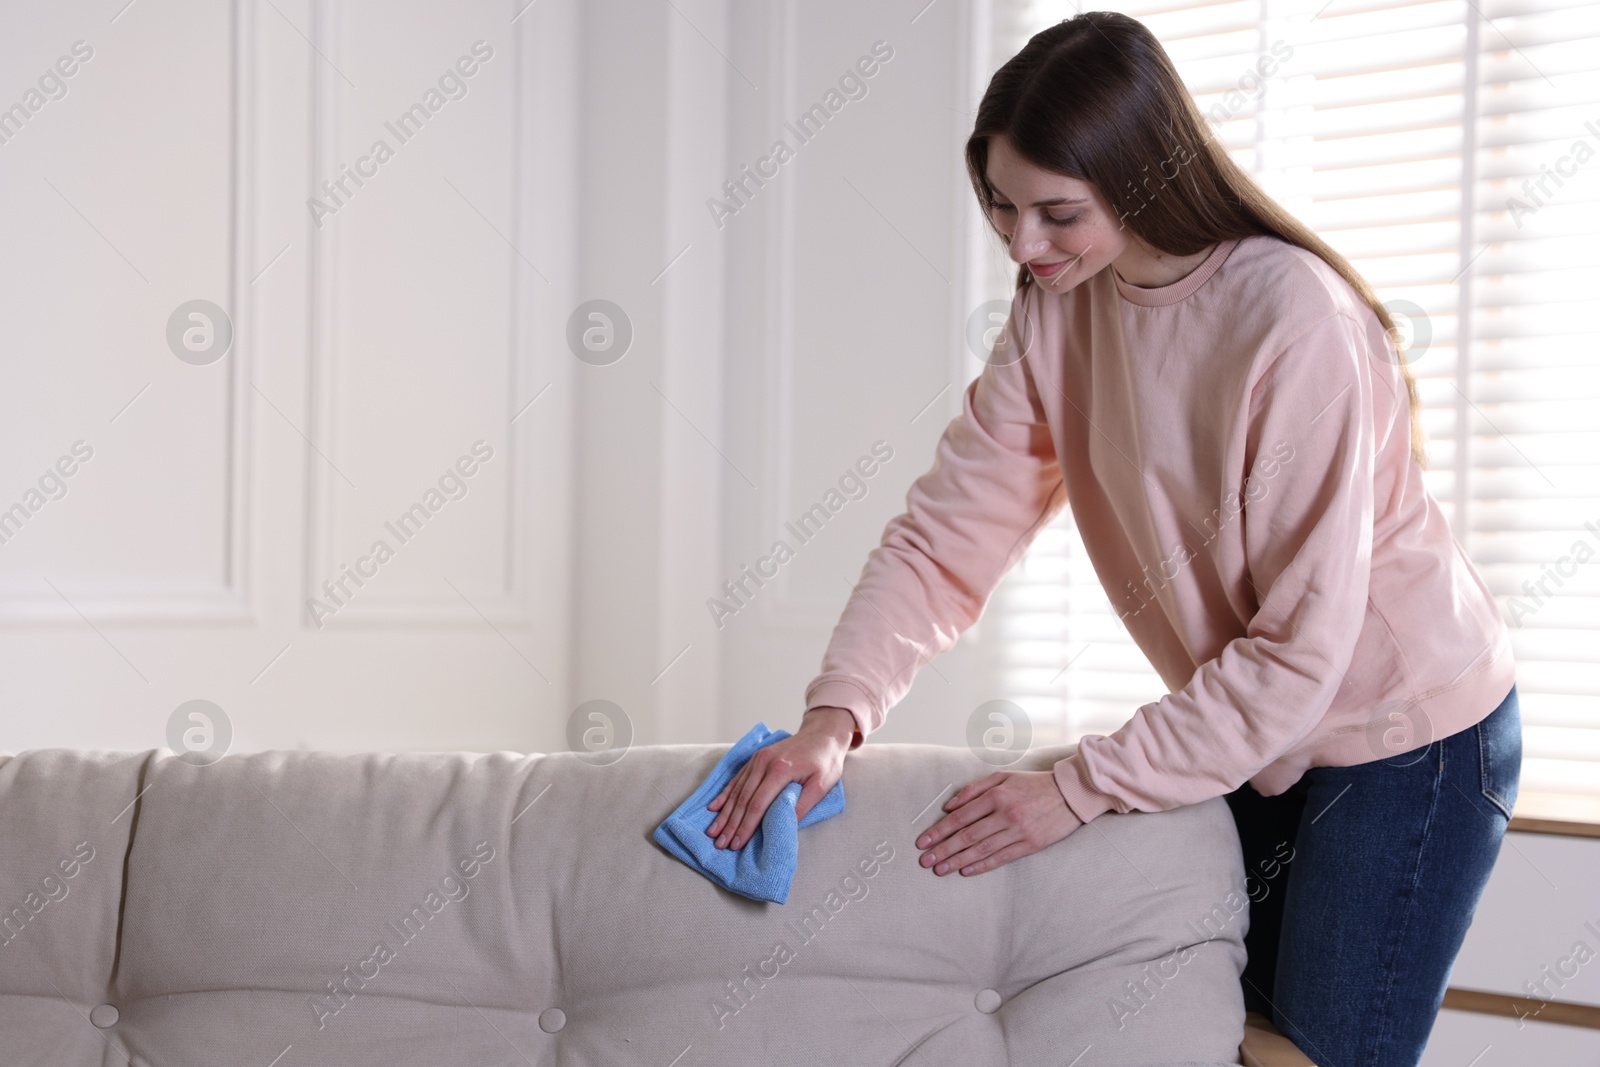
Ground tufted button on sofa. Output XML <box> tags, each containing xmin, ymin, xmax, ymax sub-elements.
<box><xmin>0</xmin><ymin>742</ymin><xmax>1311</xmax><ymax>1066</ymax></box>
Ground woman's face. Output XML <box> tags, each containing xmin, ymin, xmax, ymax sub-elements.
<box><xmin>984</xmin><ymin>135</ymin><xmax>1138</xmax><ymax>295</ymax></box>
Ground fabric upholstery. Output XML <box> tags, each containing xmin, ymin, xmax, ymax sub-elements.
<box><xmin>0</xmin><ymin>741</ymin><xmax>1250</xmax><ymax>1065</ymax></box>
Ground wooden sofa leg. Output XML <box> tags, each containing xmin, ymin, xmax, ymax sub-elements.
<box><xmin>1239</xmin><ymin>1010</ymin><xmax>1316</xmax><ymax>1067</ymax></box>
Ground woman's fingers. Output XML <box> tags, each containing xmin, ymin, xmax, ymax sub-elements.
<box><xmin>721</xmin><ymin>759</ymin><xmax>795</xmax><ymax>850</ymax></box>
<box><xmin>919</xmin><ymin>789</ymin><xmax>996</xmax><ymax>852</ymax></box>
<box><xmin>706</xmin><ymin>766</ymin><xmax>745</xmax><ymax>836</ymax></box>
<box><xmin>704</xmin><ymin>735</ymin><xmax>842</xmax><ymax>850</ymax></box>
<box><xmin>792</xmin><ymin>771</ymin><xmax>830</xmax><ymax>823</ymax></box>
<box><xmin>922</xmin><ymin>819</ymin><xmax>1010</xmax><ymax>874</ymax></box>
<box><xmin>922</xmin><ymin>771</ymin><xmax>1081</xmax><ymax>877</ymax></box>
<box><xmin>943</xmin><ymin>771</ymin><xmax>1005</xmax><ymax>811</ymax></box>
<box><xmin>716</xmin><ymin>758</ymin><xmax>766</xmax><ymax>846</ymax></box>
<box><xmin>945</xmin><ymin>833</ymin><xmax>1032</xmax><ymax>877</ymax></box>
<box><xmin>924</xmin><ymin>773</ymin><xmax>1006</xmax><ymax>847</ymax></box>
<box><xmin>717</xmin><ymin>756</ymin><xmax>767</xmax><ymax>848</ymax></box>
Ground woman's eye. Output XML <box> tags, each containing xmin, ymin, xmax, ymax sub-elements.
<box><xmin>992</xmin><ymin>203</ymin><xmax>1079</xmax><ymax>227</ymax></box>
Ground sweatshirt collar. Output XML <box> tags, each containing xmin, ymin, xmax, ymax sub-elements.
<box><xmin>1112</xmin><ymin>238</ymin><xmax>1240</xmax><ymax>307</ymax></box>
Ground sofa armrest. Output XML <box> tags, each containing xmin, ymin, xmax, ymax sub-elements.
<box><xmin>1240</xmin><ymin>1011</ymin><xmax>1315</xmax><ymax>1066</ymax></box>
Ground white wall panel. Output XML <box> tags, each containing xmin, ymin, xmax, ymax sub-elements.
<box><xmin>305</xmin><ymin>2</ymin><xmax>535</xmax><ymax>627</ymax></box>
<box><xmin>715</xmin><ymin>0</ymin><xmax>1001</xmax><ymax>745</ymax></box>
<box><xmin>0</xmin><ymin>0</ymin><xmax>579</xmax><ymax>756</ymax></box>
<box><xmin>0</xmin><ymin>1</ymin><xmax>246</xmax><ymax>624</ymax></box>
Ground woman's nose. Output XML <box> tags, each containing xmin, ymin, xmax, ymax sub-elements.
<box><xmin>1008</xmin><ymin>219</ymin><xmax>1049</xmax><ymax>263</ymax></box>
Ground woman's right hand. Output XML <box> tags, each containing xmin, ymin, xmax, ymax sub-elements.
<box><xmin>704</xmin><ymin>707</ymin><xmax>857</xmax><ymax>851</ymax></box>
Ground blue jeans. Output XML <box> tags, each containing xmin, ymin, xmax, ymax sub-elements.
<box><xmin>1224</xmin><ymin>682</ymin><xmax>1522</xmax><ymax>1067</ymax></box>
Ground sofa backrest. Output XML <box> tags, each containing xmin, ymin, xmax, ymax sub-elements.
<box><xmin>0</xmin><ymin>742</ymin><xmax>1250</xmax><ymax>1066</ymax></box>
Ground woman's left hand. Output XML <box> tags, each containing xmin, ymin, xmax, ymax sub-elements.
<box><xmin>915</xmin><ymin>769</ymin><xmax>1084</xmax><ymax>877</ymax></box>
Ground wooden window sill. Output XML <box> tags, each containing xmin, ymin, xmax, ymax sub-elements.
<box><xmin>1509</xmin><ymin>791</ymin><xmax>1600</xmax><ymax>839</ymax></box>
<box><xmin>1443</xmin><ymin>988</ymin><xmax>1600</xmax><ymax>1031</ymax></box>
<box><xmin>1241</xmin><ymin>1011</ymin><xmax>1315</xmax><ymax>1066</ymax></box>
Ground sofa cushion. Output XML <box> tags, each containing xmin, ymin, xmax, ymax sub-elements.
<box><xmin>0</xmin><ymin>741</ymin><xmax>1249</xmax><ymax>1065</ymax></box>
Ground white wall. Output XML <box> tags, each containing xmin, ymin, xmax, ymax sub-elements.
<box><xmin>1423</xmin><ymin>830</ymin><xmax>1600</xmax><ymax>1063</ymax></box>
<box><xmin>0</xmin><ymin>0</ymin><xmax>1006</xmax><ymax>756</ymax></box>
<box><xmin>0</xmin><ymin>0</ymin><xmax>581</xmax><ymax>755</ymax></box>
<box><xmin>708</xmin><ymin>0</ymin><xmax>1014</xmax><ymax>751</ymax></box>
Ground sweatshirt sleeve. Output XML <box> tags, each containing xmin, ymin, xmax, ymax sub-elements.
<box><xmin>1052</xmin><ymin>310</ymin><xmax>1379</xmax><ymax>825</ymax></box>
<box><xmin>804</xmin><ymin>285</ymin><xmax>1067</xmax><ymax>745</ymax></box>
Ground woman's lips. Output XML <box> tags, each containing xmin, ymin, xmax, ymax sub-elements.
<box><xmin>1031</xmin><ymin>247</ymin><xmax>1091</xmax><ymax>282</ymax></box>
<box><xmin>1030</xmin><ymin>250</ymin><xmax>1086</xmax><ymax>279</ymax></box>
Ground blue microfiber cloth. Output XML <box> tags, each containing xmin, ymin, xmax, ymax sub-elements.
<box><xmin>652</xmin><ymin>722</ymin><xmax>846</xmax><ymax>904</ymax></box>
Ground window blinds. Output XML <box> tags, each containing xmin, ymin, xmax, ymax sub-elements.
<box><xmin>978</xmin><ymin>0</ymin><xmax>1600</xmax><ymax>795</ymax></box>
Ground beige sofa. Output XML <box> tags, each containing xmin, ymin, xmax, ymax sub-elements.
<box><xmin>0</xmin><ymin>741</ymin><xmax>1313</xmax><ymax>1066</ymax></box>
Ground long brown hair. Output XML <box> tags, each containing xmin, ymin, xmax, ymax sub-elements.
<box><xmin>964</xmin><ymin>11</ymin><xmax>1428</xmax><ymax>468</ymax></box>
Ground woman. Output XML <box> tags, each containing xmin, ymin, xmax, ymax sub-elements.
<box><xmin>705</xmin><ymin>12</ymin><xmax>1521</xmax><ymax>1065</ymax></box>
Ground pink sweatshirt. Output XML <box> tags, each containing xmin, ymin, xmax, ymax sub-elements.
<box><xmin>804</xmin><ymin>234</ymin><xmax>1516</xmax><ymax>831</ymax></box>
